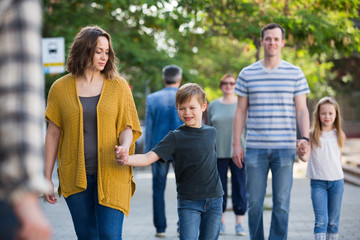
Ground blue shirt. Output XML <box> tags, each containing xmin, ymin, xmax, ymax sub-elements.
<box><xmin>144</xmin><ymin>87</ymin><xmax>183</xmax><ymax>155</ymax></box>
<box><xmin>234</xmin><ymin>60</ymin><xmax>310</xmax><ymax>149</ymax></box>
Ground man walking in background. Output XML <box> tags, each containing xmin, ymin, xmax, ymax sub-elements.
<box><xmin>145</xmin><ymin>65</ymin><xmax>183</xmax><ymax>237</ymax></box>
<box><xmin>232</xmin><ymin>23</ymin><xmax>310</xmax><ymax>240</ymax></box>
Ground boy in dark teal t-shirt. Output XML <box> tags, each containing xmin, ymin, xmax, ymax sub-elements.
<box><xmin>115</xmin><ymin>83</ymin><xmax>223</xmax><ymax>240</ymax></box>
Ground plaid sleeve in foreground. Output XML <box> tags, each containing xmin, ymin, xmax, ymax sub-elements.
<box><xmin>0</xmin><ymin>0</ymin><xmax>50</xmax><ymax>202</ymax></box>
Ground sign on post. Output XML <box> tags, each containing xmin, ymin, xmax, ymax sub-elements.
<box><xmin>42</xmin><ymin>37</ymin><xmax>65</xmax><ymax>74</ymax></box>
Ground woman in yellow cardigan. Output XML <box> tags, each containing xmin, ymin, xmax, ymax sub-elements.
<box><xmin>44</xmin><ymin>26</ymin><xmax>141</xmax><ymax>240</ymax></box>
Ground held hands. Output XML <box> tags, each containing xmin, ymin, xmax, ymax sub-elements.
<box><xmin>296</xmin><ymin>139</ymin><xmax>309</xmax><ymax>157</ymax></box>
<box><xmin>114</xmin><ymin>145</ymin><xmax>129</xmax><ymax>165</ymax></box>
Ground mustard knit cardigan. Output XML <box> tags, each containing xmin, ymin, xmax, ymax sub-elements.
<box><xmin>45</xmin><ymin>74</ymin><xmax>141</xmax><ymax>216</ymax></box>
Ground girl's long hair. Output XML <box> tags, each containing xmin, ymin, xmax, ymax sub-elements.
<box><xmin>310</xmin><ymin>97</ymin><xmax>345</xmax><ymax>148</ymax></box>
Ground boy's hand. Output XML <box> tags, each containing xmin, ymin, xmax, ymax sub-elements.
<box><xmin>114</xmin><ymin>145</ymin><xmax>129</xmax><ymax>165</ymax></box>
<box><xmin>296</xmin><ymin>139</ymin><xmax>309</xmax><ymax>157</ymax></box>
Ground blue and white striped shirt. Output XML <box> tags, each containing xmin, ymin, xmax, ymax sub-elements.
<box><xmin>234</xmin><ymin>60</ymin><xmax>310</xmax><ymax>149</ymax></box>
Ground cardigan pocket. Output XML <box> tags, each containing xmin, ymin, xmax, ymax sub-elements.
<box><xmin>58</xmin><ymin>160</ymin><xmax>83</xmax><ymax>197</ymax></box>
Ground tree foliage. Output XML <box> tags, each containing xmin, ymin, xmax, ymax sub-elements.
<box><xmin>43</xmin><ymin>0</ymin><xmax>360</xmax><ymax>118</ymax></box>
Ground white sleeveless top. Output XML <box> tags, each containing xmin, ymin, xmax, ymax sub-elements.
<box><xmin>306</xmin><ymin>130</ymin><xmax>344</xmax><ymax>181</ymax></box>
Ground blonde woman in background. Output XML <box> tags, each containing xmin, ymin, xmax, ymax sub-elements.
<box><xmin>208</xmin><ymin>74</ymin><xmax>247</xmax><ymax>236</ymax></box>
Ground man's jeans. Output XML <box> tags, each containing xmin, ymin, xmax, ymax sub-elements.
<box><xmin>152</xmin><ymin>160</ymin><xmax>173</xmax><ymax>233</ymax></box>
<box><xmin>65</xmin><ymin>174</ymin><xmax>124</xmax><ymax>240</ymax></box>
<box><xmin>245</xmin><ymin>148</ymin><xmax>295</xmax><ymax>240</ymax></box>
<box><xmin>311</xmin><ymin>179</ymin><xmax>344</xmax><ymax>234</ymax></box>
<box><xmin>177</xmin><ymin>197</ymin><xmax>222</xmax><ymax>240</ymax></box>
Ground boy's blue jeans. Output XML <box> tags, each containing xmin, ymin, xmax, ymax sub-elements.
<box><xmin>311</xmin><ymin>179</ymin><xmax>344</xmax><ymax>234</ymax></box>
<box><xmin>65</xmin><ymin>174</ymin><xmax>124</xmax><ymax>240</ymax></box>
<box><xmin>245</xmin><ymin>148</ymin><xmax>295</xmax><ymax>240</ymax></box>
<box><xmin>177</xmin><ymin>196</ymin><xmax>222</xmax><ymax>240</ymax></box>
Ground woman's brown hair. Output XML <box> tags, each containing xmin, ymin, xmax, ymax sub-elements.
<box><xmin>310</xmin><ymin>97</ymin><xmax>345</xmax><ymax>148</ymax></box>
<box><xmin>66</xmin><ymin>25</ymin><xmax>119</xmax><ymax>79</ymax></box>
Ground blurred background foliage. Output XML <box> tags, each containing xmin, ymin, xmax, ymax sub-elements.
<box><xmin>43</xmin><ymin>0</ymin><xmax>360</xmax><ymax>120</ymax></box>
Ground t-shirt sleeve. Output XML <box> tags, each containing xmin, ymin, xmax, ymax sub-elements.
<box><xmin>294</xmin><ymin>69</ymin><xmax>310</xmax><ymax>96</ymax></box>
<box><xmin>234</xmin><ymin>69</ymin><xmax>248</xmax><ymax>97</ymax></box>
<box><xmin>151</xmin><ymin>131</ymin><xmax>176</xmax><ymax>163</ymax></box>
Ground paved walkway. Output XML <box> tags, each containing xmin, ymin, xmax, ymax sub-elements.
<box><xmin>40</xmin><ymin>169</ymin><xmax>360</xmax><ymax>240</ymax></box>
<box><xmin>40</xmin><ymin>139</ymin><xmax>360</xmax><ymax>240</ymax></box>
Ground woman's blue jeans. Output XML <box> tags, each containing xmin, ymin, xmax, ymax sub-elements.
<box><xmin>177</xmin><ymin>197</ymin><xmax>222</xmax><ymax>240</ymax></box>
<box><xmin>310</xmin><ymin>179</ymin><xmax>344</xmax><ymax>234</ymax></box>
<box><xmin>64</xmin><ymin>174</ymin><xmax>124</xmax><ymax>240</ymax></box>
<box><xmin>245</xmin><ymin>148</ymin><xmax>295</xmax><ymax>240</ymax></box>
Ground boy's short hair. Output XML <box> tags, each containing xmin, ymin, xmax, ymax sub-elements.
<box><xmin>176</xmin><ymin>83</ymin><xmax>206</xmax><ymax>108</ymax></box>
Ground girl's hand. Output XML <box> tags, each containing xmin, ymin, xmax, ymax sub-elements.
<box><xmin>114</xmin><ymin>145</ymin><xmax>129</xmax><ymax>165</ymax></box>
<box><xmin>296</xmin><ymin>139</ymin><xmax>309</xmax><ymax>157</ymax></box>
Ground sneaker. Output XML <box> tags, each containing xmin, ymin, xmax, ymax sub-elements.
<box><xmin>155</xmin><ymin>232</ymin><xmax>166</xmax><ymax>237</ymax></box>
<box><xmin>235</xmin><ymin>223</ymin><xmax>246</xmax><ymax>236</ymax></box>
<box><xmin>220</xmin><ymin>223</ymin><xmax>225</xmax><ymax>235</ymax></box>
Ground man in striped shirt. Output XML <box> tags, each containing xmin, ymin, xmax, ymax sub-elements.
<box><xmin>232</xmin><ymin>23</ymin><xmax>310</xmax><ymax>240</ymax></box>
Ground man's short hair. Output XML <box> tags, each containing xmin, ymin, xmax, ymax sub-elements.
<box><xmin>175</xmin><ymin>83</ymin><xmax>206</xmax><ymax>108</ymax></box>
<box><xmin>261</xmin><ymin>23</ymin><xmax>286</xmax><ymax>40</ymax></box>
<box><xmin>162</xmin><ymin>65</ymin><xmax>182</xmax><ymax>84</ymax></box>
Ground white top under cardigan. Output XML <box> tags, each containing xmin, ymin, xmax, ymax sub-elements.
<box><xmin>306</xmin><ymin>130</ymin><xmax>344</xmax><ymax>181</ymax></box>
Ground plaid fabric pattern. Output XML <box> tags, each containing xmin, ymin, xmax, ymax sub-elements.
<box><xmin>0</xmin><ymin>0</ymin><xmax>49</xmax><ymax>202</ymax></box>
